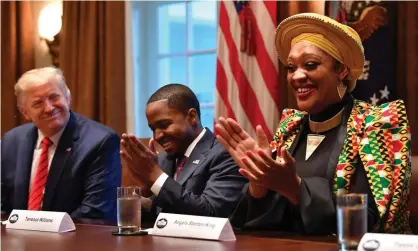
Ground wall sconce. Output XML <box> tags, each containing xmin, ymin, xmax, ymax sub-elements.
<box><xmin>38</xmin><ymin>3</ymin><xmax>62</xmax><ymax>67</ymax></box>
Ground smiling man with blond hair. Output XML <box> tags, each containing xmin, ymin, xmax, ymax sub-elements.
<box><xmin>1</xmin><ymin>67</ymin><xmax>121</xmax><ymax>222</ymax></box>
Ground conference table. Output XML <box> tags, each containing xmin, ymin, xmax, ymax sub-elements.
<box><xmin>1</xmin><ymin>220</ymin><xmax>339</xmax><ymax>251</ymax></box>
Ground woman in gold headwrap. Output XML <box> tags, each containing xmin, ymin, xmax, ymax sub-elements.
<box><xmin>215</xmin><ymin>13</ymin><xmax>411</xmax><ymax>235</ymax></box>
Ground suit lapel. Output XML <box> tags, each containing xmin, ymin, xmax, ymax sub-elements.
<box><xmin>288</xmin><ymin>117</ymin><xmax>307</xmax><ymax>156</ymax></box>
<box><xmin>159</xmin><ymin>154</ymin><xmax>176</xmax><ymax>178</ymax></box>
<box><xmin>42</xmin><ymin>113</ymin><xmax>79</xmax><ymax>210</ymax></box>
<box><xmin>272</xmin><ymin>109</ymin><xmax>306</xmax><ymax>159</ymax></box>
<box><xmin>177</xmin><ymin>129</ymin><xmax>214</xmax><ymax>186</ymax></box>
<box><xmin>325</xmin><ymin>96</ymin><xmax>354</xmax><ymax>185</ymax></box>
<box><xmin>14</xmin><ymin>126</ymin><xmax>38</xmax><ymax>209</ymax></box>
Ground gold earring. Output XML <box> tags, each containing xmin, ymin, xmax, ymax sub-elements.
<box><xmin>337</xmin><ymin>83</ymin><xmax>347</xmax><ymax>99</ymax></box>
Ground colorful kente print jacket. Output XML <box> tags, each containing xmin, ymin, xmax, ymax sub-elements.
<box><xmin>270</xmin><ymin>99</ymin><xmax>412</xmax><ymax>234</ymax></box>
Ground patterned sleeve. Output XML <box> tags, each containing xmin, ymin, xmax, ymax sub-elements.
<box><xmin>362</xmin><ymin>99</ymin><xmax>412</xmax><ymax>234</ymax></box>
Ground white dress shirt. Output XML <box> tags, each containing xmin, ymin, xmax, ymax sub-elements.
<box><xmin>29</xmin><ymin>128</ymin><xmax>65</xmax><ymax>190</ymax></box>
<box><xmin>150</xmin><ymin>128</ymin><xmax>207</xmax><ymax>196</ymax></box>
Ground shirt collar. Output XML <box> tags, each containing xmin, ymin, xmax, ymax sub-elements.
<box><xmin>35</xmin><ymin>126</ymin><xmax>67</xmax><ymax>150</ymax></box>
<box><xmin>184</xmin><ymin>128</ymin><xmax>206</xmax><ymax>158</ymax></box>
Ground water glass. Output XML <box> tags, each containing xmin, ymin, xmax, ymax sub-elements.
<box><xmin>337</xmin><ymin>193</ymin><xmax>367</xmax><ymax>251</ymax></box>
<box><xmin>117</xmin><ymin>186</ymin><xmax>141</xmax><ymax>233</ymax></box>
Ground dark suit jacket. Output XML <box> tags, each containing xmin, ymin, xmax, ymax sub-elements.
<box><xmin>144</xmin><ymin>129</ymin><xmax>246</xmax><ymax>222</ymax></box>
<box><xmin>1</xmin><ymin>112</ymin><xmax>121</xmax><ymax>222</ymax></box>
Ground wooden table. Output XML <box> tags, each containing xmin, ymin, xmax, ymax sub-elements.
<box><xmin>1</xmin><ymin>223</ymin><xmax>338</xmax><ymax>251</ymax></box>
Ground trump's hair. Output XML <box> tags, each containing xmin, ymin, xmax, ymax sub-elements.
<box><xmin>14</xmin><ymin>67</ymin><xmax>71</xmax><ymax>108</ymax></box>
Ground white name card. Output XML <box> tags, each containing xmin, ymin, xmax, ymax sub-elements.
<box><xmin>151</xmin><ymin>213</ymin><xmax>236</xmax><ymax>241</ymax></box>
<box><xmin>6</xmin><ymin>210</ymin><xmax>76</xmax><ymax>233</ymax></box>
<box><xmin>358</xmin><ymin>233</ymin><xmax>418</xmax><ymax>251</ymax></box>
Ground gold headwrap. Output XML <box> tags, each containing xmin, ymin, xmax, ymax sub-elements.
<box><xmin>275</xmin><ymin>13</ymin><xmax>365</xmax><ymax>92</ymax></box>
<box><xmin>291</xmin><ymin>33</ymin><xmax>344</xmax><ymax>64</ymax></box>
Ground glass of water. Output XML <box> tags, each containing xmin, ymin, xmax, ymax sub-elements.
<box><xmin>117</xmin><ymin>186</ymin><xmax>141</xmax><ymax>234</ymax></box>
<box><xmin>337</xmin><ymin>193</ymin><xmax>367</xmax><ymax>251</ymax></box>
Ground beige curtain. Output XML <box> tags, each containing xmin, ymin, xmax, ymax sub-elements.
<box><xmin>277</xmin><ymin>1</ymin><xmax>325</xmax><ymax>112</ymax></box>
<box><xmin>59</xmin><ymin>1</ymin><xmax>126</xmax><ymax>135</ymax></box>
<box><xmin>1</xmin><ymin>1</ymin><xmax>35</xmax><ymax>136</ymax></box>
<box><xmin>396</xmin><ymin>2</ymin><xmax>418</xmax><ymax>156</ymax></box>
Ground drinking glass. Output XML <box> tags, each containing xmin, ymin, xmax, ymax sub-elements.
<box><xmin>117</xmin><ymin>186</ymin><xmax>141</xmax><ymax>234</ymax></box>
<box><xmin>337</xmin><ymin>193</ymin><xmax>367</xmax><ymax>251</ymax></box>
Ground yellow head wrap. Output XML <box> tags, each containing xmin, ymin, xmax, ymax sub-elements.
<box><xmin>291</xmin><ymin>33</ymin><xmax>344</xmax><ymax>64</ymax></box>
<box><xmin>275</xmin><ymin>13</ymin><xmax>365</xmax><ymax>92</ymax></box>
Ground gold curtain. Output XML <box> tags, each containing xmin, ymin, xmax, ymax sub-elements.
<box><xmin>1</xmin><ymin>1</ymin><xmax>35</xmax><ymax>136</ymax></box>
<box><xmin>59</xmin><ymin>1</ymin><xmax>126</xmax><ymax>135</ymax></box>
<box><xmin>277</xmin><ymin>1</ymin><xmax>325</xmax><ymax>112</ymax></box>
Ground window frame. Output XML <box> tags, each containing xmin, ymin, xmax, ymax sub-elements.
<box><xmin>126</xmin><ymin>1</ymin><xmax>218</xmax><ymax>137</ymax></box>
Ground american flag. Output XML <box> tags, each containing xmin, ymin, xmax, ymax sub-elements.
<box><xmin>215</xmin><ymin>1</ymin><xmax>280</xmax><ymax>140</ymax></box>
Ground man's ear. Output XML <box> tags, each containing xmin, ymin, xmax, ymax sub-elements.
<box><xmin>187</xmin><ymin>108</ymin><xmax>198</xmax><ymax>125</ymax></box>
<box><xmin>66</xmin><ymin>95</ymin><xmax>71</xmax><ymax>106</ymax></box>
<box><xmin>18</xmin><ymin>107</ymin><xmax>30</xmax><ymax>121</ymax></box>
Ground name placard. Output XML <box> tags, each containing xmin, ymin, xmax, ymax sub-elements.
<box><xmin>151</xmin><ymin>213</ymin><xmax>236</xmax><ymax>241</ymax></box>
<box><xmin>358</xmin><ymin>233</ymin><xmax>418</xmax><ymax>251</ymax></box>
<box><xmin>6</xmin><ymin>210</ymin><xmax>76</xmax><ymax>233</ymax></box>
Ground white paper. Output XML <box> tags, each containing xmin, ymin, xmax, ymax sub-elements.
<box><xmin>358</xmin><ymin>233</ymin><xmax>418</xmax><ymax>251</ymax></box>
<box><xmin>6</xmin><ymin>209</ymin><xmax>75</xmax><ymax>233</ymax></box>
<box><xmin>151</xmin><ymin>213</ymin><xmax>236</xmax><ymax>241</ymax></box>
<box><xmin>142</xmin><ymin>228</ymin><xmax>154</xmax><ymax>234</ymax></box>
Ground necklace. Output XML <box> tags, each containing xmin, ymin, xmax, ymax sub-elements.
<box><xmin>305</xmin><ymin>108</ymin><xmax>344</xmax><ymax>161</ymax></box>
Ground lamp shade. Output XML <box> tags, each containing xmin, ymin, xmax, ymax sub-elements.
<box><xmin>38</xmin><ymin>3</ymin><xmax>62</xmax><ymax>41</ymax></box>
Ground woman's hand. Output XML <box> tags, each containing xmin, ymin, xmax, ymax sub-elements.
<box><xmin>215</xmin><ymin>117</ymin><xmax>301</xmax><ymax>203</ymax></box>
<box><xmin>215</xmin><ymin>117</ymin><xmax>271</xmax><ymax>198</ymax></box>
<box><xmin>242</xmin><ymin>146</ymin><xmax>302</xmax><ymax>205</ymax></box>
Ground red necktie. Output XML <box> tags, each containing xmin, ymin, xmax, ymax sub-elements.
<box><xmin>28</xmin><ymin>137</ymin><xmax>53</xmax><ymax>210</ymax></box>
<box><xmin>175</xmin><ymin>156</ymin><xmax>188</xmax><ymax>179</ymax></box>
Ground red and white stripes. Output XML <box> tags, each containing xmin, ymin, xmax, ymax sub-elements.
<box><xmin>215</xmin><ymin>1</ymin><xmax>280</xmax><ymax>140</ymax></box>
